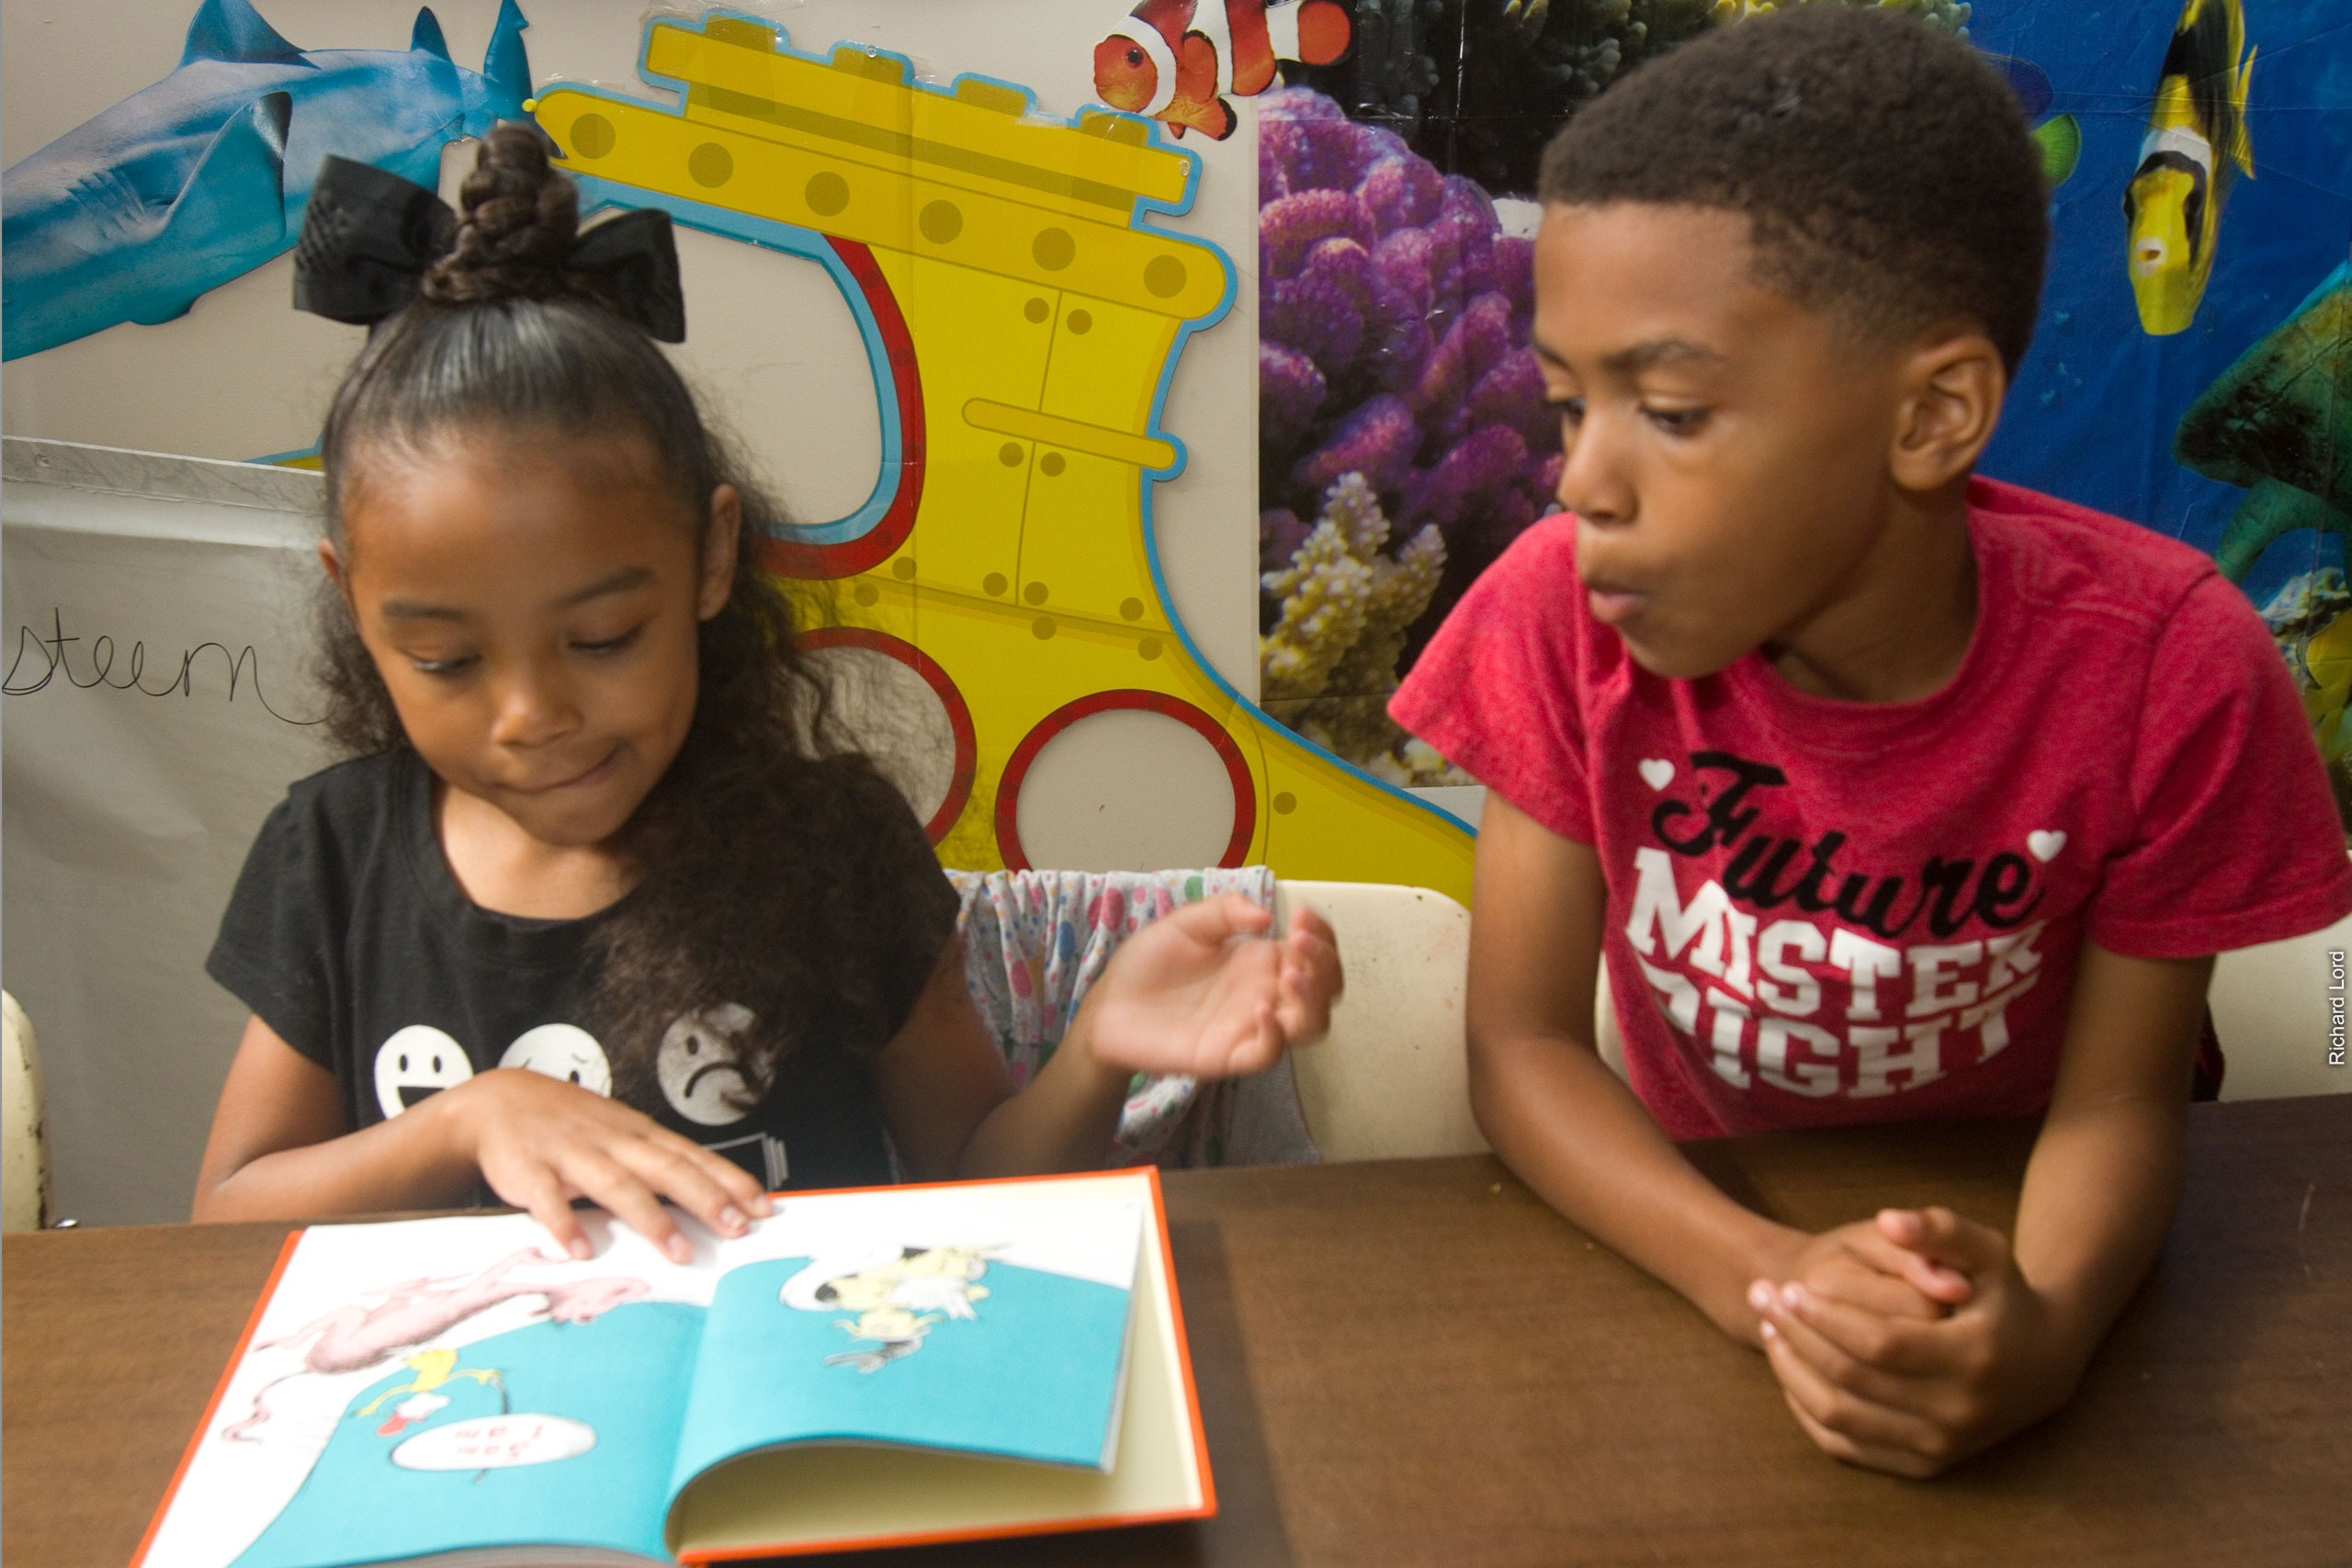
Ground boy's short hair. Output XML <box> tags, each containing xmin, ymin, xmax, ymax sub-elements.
<box><xmin>1536</xmin><ymin>6</ymin><xmax>2048</xmax><ymax>378</ymax></box>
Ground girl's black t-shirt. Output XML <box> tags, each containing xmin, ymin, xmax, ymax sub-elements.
<box><xmin>207</xmin><ymin>749</ymin><xmax>956</xmax><ymax>1193</ymax></box>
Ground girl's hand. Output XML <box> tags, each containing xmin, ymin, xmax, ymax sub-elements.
<box><xmin>1750</xmin><ymin>1207</ymin><xmax>2076</xmax><ymax>1478</ymax></box>
<box><xmin>1080</xmin><ymin>897</ymin><xmax>1342</xmax><ymax>1078</ymax></box>
<box><xmin>447</xmin><ymin>1069</ymin><xmax>773</xmax><ymax>1264</ymax></box>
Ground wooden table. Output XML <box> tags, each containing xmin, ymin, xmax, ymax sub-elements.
<box><xmin>7</xmin><ymin>1096</ymin><xmax>2346</xmax><ymax>1566</ymax></box>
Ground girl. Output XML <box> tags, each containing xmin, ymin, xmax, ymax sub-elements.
<box><xmin>194</xmin><ymin>128</ymin><xmax>1340</xmax><ymax>1264</ymax></box>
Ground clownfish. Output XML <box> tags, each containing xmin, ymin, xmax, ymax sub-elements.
<box><xmin>2124</xmin><ymin>0</ymin><xmax>2255</xmax><ymax>336</ymax></box>
<box><xmin>1093</xmin><ymin>0</ymin><xmax>1351</xmax><ymax>141</ymax></box>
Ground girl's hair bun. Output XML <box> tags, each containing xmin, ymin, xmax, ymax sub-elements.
<box><xmin>421</xmin><ymin>123</ymin><xmax>602</xmax><ymax>310</ymax></box>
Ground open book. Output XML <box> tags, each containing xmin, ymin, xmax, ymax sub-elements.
<box><xmin>133</xmin><ymin>1169</ymin><xmax>1212</xmax><ymax>1566</ymax></box>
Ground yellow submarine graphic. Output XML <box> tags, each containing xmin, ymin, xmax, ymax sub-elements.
<box><xmin>532</xmin><ymin>11</ymin><xmax>1472</xmax><ymax>897</ymax></box>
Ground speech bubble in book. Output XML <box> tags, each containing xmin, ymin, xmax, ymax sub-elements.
<box><xmin>390</xmin><ymin>1415</ymin><xmax>596</xmax><ymax>1471</ymax></box>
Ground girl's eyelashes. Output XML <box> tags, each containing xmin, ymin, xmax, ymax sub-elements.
<box><xmin>572</xmin><ymin>625</ymin><xmax>645</xmax><ymax>657</ymax></box>
<box><xmin>1551</xmin><ymin>396</ymin><xmax>1588</xmax><ymax>426</ymax></box>
<box><xmin>395</xmin><ymin>625</ymin><xmax>643</xmax><ymax>677</ymax></box>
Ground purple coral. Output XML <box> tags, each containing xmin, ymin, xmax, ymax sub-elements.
<box><xmin>1258</xmin><ymin>87</ymin><xmax>1560</xmax><ymax>671</ymax></box>
<box><xmin>1295</xmin><ymin>394</ymin><xmax>1419</xmax><ymax>496</ymax></box>
<box><xmin>1260</xmin><ymin>343</ymin><xmax>1327</xmax><ymax>455</ymax></box>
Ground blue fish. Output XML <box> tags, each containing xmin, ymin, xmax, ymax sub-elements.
<box><xmin>1</xmin><ymin>0</ymin><xmax>532</xmax><ymax>361</ymax></box>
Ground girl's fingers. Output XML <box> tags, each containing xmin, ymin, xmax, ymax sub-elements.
<box><xmin>565</xmin><ymin>1152</ymin><xmax>692</xmax><ymax>1265</ymax></box>
<box><xmin>665</xmin><ymin>1129</ymin><xmax>773</xmax><ymax>1219</ymax></box>
<box><xmin>498</xmin><ymin>1165</ymin><xmax>593</xmax><ymax>1261</ymax></box>
<box><xmin>1760</xmin><ymin>1319</ymin><xmax>1949</xmax><ymax>1461</ymax></box>
<box><xmin>1271</xmin><ymin>920</ymin><xmax>1340</xmax><ymax>1043</ymax></box>
<box><xmin>591</xmin><ymin>1100</ymin><xmax>770</xmax><ymax>1226</ymax></box>
<box><xmin>1272</xmin><ymin>961</ymin><xmax>1325</xmax><ymax>1041</ymax></box>
<box><xmin>1204</xmin><ymin>998</ymin><xmax>1276</xmax><ymax>1078</ymax></box>
<box><xmin>1234</xmin><ymin>999</ymin><xmax>1283</xmax><ymax>1075</ymax></box>
<box><xmin>621</xmin><ymin>1140</ymin><xmax>756</xmax><ymax>1240</ymax></box>
<box><xmin>1287</xmin><ymin>907</ymin><xmax>1340</xmax><ymax>961</ymax></box>
<box><xmin>1164</xmin><ymin>895</ymin><xmax>1274</xmax><ymax>947</ymax></box>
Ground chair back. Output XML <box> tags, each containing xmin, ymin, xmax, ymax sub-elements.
<box><xmin>3</xmin><ymin>990</ymin><xmax>51</xmax><ymax>1232</ymax></box>
<box><xmin>1276</xmin><ymin>881</ymin><xmax>1488</xmax><ymax>1160</ymax></box>
<box><xmin>2210</xmin><ymin>872</ymin><xmax>2352</xmax><ymax>1101</ymax></box>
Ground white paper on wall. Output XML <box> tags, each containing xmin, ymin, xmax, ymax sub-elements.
<box><xmin>3</xmin><ymin>439</ymin><xmax>333</xmax><ymax>1224</ymax></box>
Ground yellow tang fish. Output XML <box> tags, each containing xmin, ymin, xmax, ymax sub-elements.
<box><xmin>2125</xmin><ymin>0</ymin><xmax>2256</xmax><ymax>335</ymax></box>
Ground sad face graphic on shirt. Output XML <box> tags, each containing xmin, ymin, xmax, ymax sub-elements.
<box><xmin>366</xmin><ymin>1007</ymin><xmax>786</xmax><ymax>1184</ymax></box>
<box><xmin>655</xmin><ymin>1004</ymin><xmax>761</xmax><ymax>1125</ymax></box>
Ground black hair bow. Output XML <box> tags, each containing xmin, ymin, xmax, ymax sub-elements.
<box><xmin>291</xmin><ymin>155</ymin><xmax>685</xmax><ymax>343</ymax></box>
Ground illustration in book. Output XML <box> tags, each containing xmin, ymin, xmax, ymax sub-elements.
<box><xmin>781</xmin><ymin>1245</ymin><xmax>995</xmax><ymax>1372</ymax></box>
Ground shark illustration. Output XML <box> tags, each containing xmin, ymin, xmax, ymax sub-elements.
<box><xmin>1</xmin><ymin>0</ymin><xmax>532</xmax><ymax>360</ymax></box>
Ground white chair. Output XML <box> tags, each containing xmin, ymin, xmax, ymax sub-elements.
<box><xmin>2210</xmin><ymin>874</ymin><xmax>2352</xmax><ymax>1100</ymax></box>
<box><xmin>3</xmin><ymin>990</ymin><xmax>51</xmax><ymax>1231</ymax></box>
<box><xmin>1276</xmin><ymin>880</ymin><xmax>1485</xmax><ymax>1160</ymax></box>
<box><xmin>1269</xmin><ymin>879</ymin><xmax>1634</xmax><ymax>1161</ymax></box>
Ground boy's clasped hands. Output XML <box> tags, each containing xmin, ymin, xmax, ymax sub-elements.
<box><xmin>1747</xmin><ymin>1209</ymin><xmax>2074</xmax><ymax>1477</ymax></box>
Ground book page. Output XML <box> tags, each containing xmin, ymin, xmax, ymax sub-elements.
<box><xmin>670</xmin><ymin>1171</ymin><xmax>1207</xmax><ymax>1559</ymax></box>
<box><xmin>138</xmin><ymin>1211</ymin><xmax>729</xmax><ymax>1568</ymax></box>
<box><xmin>664</xmin><ymin>1177</ymin><xmax>1147</xmax><ymax>1504</ymax></box>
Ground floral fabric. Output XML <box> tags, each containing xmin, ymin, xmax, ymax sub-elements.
<box><xmin>947</xmin><ymin>867</ymin><xmax>1318</xmax><ymax>1168</ymax></box>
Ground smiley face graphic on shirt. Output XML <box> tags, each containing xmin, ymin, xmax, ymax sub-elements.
<box><xmin>497</xmin><ymin>1023</ymin><xmax>613</xmax><ymax>1096</ymax></box>
<box><xmin>370</xmin><ymin>1011</ymin><xmax>762</xmax><ymax>1136</ymax></box>
<box><xmin>374</xmin><ymin>1022</ymin><xmax>616</xmax><ymax>1120</ymax></box>
<box><xmin>373</xmin><ymin>1024</ymin><xmax>476</xmax><ymax>1119</ymax></box>
<box><xmin>656</xmin><ymin>1004</ymin><xmax>760</xmax><ymax>1125</ymax></box>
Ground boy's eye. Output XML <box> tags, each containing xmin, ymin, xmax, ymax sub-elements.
<box><xmin>1645</xmin><ymin>405</ymin><xmax>1709</xmax><ymax>435</ymax></box>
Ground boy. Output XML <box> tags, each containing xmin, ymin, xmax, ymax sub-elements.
<box><xmin>1390</xmin><ymin>6</ymin><xmax>2352</xmax><ymax>1477</ymax></box>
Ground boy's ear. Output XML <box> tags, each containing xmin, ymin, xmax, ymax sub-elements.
<box><xmin>700</xmin><ymin>484</ymin><xmax>742</xmax><ymax>621</ymax></box>
<box><xmin>1888</xmin><ymin>330</ymin><xmax>2006</xmax><ymax>493</ymax></box>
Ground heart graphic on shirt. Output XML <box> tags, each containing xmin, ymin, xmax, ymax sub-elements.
<box><xmin>1638</xmin><ymin>759</ymin><xmax>1675</xmax><ymax>791</ymax></box>
<box><xmin>2027</xmin><ymin>829</ymin><xmax>2067</xmax><ymax>863</ymax></box>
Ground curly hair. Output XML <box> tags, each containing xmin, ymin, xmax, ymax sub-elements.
<box><xmin>1536</xmin><ymin>6</ymin><xmax>2049</xmax><ymax>378</ymax></box>
<box><xmin>314</xmin><ymin>125</ymin><xmax>947</xmax><ymax>1105</ymax></box>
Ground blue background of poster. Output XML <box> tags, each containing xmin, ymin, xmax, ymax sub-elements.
<box><xmin>1972</xmin><ymin>0</ymin><xmax>2352</xmax><ymax>607</ymax></box>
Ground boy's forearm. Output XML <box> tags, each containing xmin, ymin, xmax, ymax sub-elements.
<box><xmin>2005</xmin><ymin>942</ymin><xmax>2209</xmax><ymax>1372</ymax></box>
<box><xmin>2010</xmin><ymin>1089</ymin><xmax>2188</xmax><ymax>1366</ymax></box>
<box><xmin>1471</xmin><ymin>1026</ymin><xmax>1801</xmax><ymax>1339</ymax></box>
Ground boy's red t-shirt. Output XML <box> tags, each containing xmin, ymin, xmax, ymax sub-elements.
<box><xmin>1391</xmin><ymin>477</ymin><xmax>2352</xmax><ymax>1138</ymax></box>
